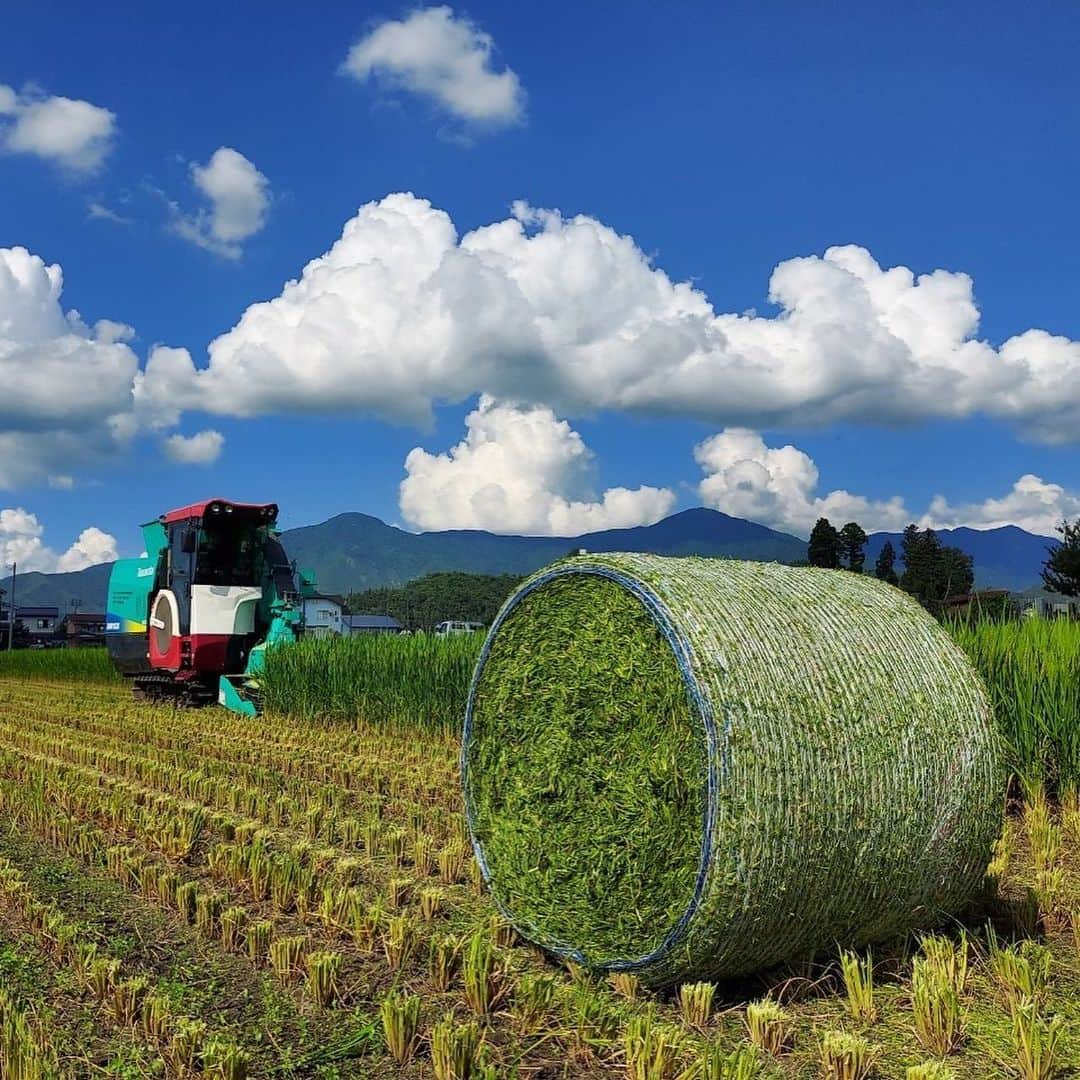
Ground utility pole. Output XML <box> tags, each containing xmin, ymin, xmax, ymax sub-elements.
<box><xmin>6</xmin><ymin>563</ymin><xmax>14</xmax><ymax>652</ymax></box>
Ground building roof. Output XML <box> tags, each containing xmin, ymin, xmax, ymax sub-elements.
<box><xmin>16</xmin><ymin>606</ymin><xmax>59</xmax><ymax>618</ymax></box>
<box><xmin>344</xmin><ymin>614</ymin><xmax>402</xmax><ymax>630</ymax></box>
<box><xmin>1015</xmin><ymin>587</ymin><xmax>1078</xmax><ymax>603</ymax></box>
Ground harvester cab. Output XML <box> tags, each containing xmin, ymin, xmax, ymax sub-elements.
<box><xmin>105</xmin><ymin>499</ymin><xmax>314</xmax><ymax>715</ymax></box>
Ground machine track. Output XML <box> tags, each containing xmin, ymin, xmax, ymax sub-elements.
<box><xmin>131</xmin><ymin>673</ymin><xmax>216</xmax><ymax>708</ymax></box>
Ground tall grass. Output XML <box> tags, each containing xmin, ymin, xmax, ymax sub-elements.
<box><xmin>949</xmin><ymin>618</ymin><xmax>1080</xmax><ymax>796</ymax></box>
<box><xmin>0</xmin><ymin>646</ymin><xmax>119</xmax><ymax>684</ymax></box>
<box><xmin>260</xmin><ymin>632</ymin><xmax>483</xmax><ymax>731</ymax></box>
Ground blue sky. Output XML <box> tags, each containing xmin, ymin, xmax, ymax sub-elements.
<box><xmin>2</xmin><ymin>2</ymin><xmax>1080</xmax><ymax>568</ymax></box>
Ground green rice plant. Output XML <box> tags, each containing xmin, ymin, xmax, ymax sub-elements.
<box><xmin>383</xmin><ymin>913</ymin><xmax>415</xmax><ymax>972</ymax></box>
<box><xmin>260</xmin><ymin>631</ymin><xmax>483</xmax><ymax>730</ymax></box>
<box><xmin>380</xmin><ymin>991</ymin><xmax>422</xmax><ymax>1064</ymax></box>
<box><xmin>0</xmin><ymin>645</ymin><xmax>119</xmax><ymax>684</ymax></box>
<box><xmin>438</xmin><ymin>840</ymin><xmax>468</xmax><ymax>885</ymax></box>
<box><xmin>429</xmin><ymin>934</ymin><xmax>462</xmax><ymax>992</ymax></box>
<box><xmin>386</xmin><ymin>828</ymin><xmax>407</xmax><ymax>866</ymax></box>
<box><xmin>570</xmin><ymin>981</ymin><xmax>621</xmax><ymax>1054</ymax></box>
<box><xmin>246</xmin><ymin>920</ymin><xmax>273</xmax><ymax>964</ymax></box>
<box><xmin>511</xmin><ymin>972</ymin><xmax>557</xmax><ymax>1032</ymax></box>
<box><xmin>353</xmin><ymin>901</ymin><xmax>384</xmax><ymax>953</ymax></box>
<box><xmin>220</xmin><ymin>906</ymin><xmax>246</xmax><ymax>952</ymax></box>
<box><xmin>624</xmin><ymin>1011</ymin><xmax>682</xmax><ymax>1080</ymax></box>
<box><xmin>919</xmin><ymin>933</ymin><xmax>969</xmax><ymax>994</ymax></box>
<box><xmin>0</xmin><ymin>987</ymin><xmax>60</xmax><ymax>1079</ymax></box>
<box><xmin>430</xmin><ymin>1014</ymin><xmax>483</xmax><ymax>1080</ymax></box>
<box><xmin>1013</xmin><ymin>1001</ymin><xmax>1065</xmax><ymax>1080</ymax></box>
<box><xmin>363</xmin><ymin>820</ymin><xmax>381</xmax><ymax>859</ymax></box>
<box><xmin>911</xmin><ymin>956</ymin><xmax>965</xmax><ymax>1057</ymax></box>
<box><xmin>1034</xmin><ymin>868</ymin><xmax>1065</xmax><ymax>923</ymax></box>
<box><xmin>949</xmin><ymin>617</ymin><xmax>1080</xmax><ymax>795</ymax></box>
<box><xmin>678</xmin><ymin>981</ymin><xmax>716</xmax><ymax>1029</ymax></box>
<box><xmin>466</xmin><ymin>559</ymin><xmax>1002</xmax><ymax>984</ymax></box>
<box><xmin>691</xmin><ymin>1043</ymin><xmax>763</xmax><ymax>1080</ymax></box>
<box><xmin>88</xmin><ymin>956</ymin><xmax>120</xmax><ymax>1001</ymax></box>
<box><xmin>306</xmin><ymin>951</ymin><xmax>342</xmax><ymax>1007</ymax></box>
<box><xmin>488</xmin><ymin>914</ymin><xmax>515</xmax><ymax>948</ymax></box>
<box><xmin>906</xmin><ymin>1063</ymin><xmax>956</xmax><ymax>1080</ymax></box>
<box><xmin>745</xmin><ymin>1000</ymin><xmax>792</xmax><ymax>1056</ymax></box>
<box><xmin>990</xmin><ymin>937</ymin><xmax>1052</xmax><ymax>1010</ymax></box>
<box><xmin>819</xmin><ymin>1030</ymin><xmax>875</xmax><ymax>1080</ymax></box>
<box><xmin>202</xmin><ymin>1036</ymin><xmax>250</xmax><ymax>1080</ymax></box>
<box><xmin>610</xmin><ymin>972</ymin><xmax>641</xmax><ymax>1001</ymax></box>
<box><xmin>462</xmin><ymin>929</ymin><xmax>498</xmax><ymax>1016</ymax></box>
<box><xmin>420</xmin><ymin>887</ymin><xmax>445</xmax><ymax>922</ymax></box>
<box><xmin>840</xmin><ymin>949</ymin><xmax>876</xmax><ymax>1022</ymax></box>
<box><xmin>270</xmin><ymin>935</ymin><xmax>306</xmax><ymax>982</ymax></box>
<box><xmin>140</xmin><ymin>992</ymin><xmax>172</xmax><ymax>1041</ymax></box>
<box><xmin>111</xmin><ymin>975</ymin><xmax>149</xmax><ymax>1026</ymax></box>
<box><xmin>985</xmin><ymin>829</ymin><xmax>1012</xmax><ymax>889</ymax></box>
<box><xmin>413</xmin><ymin>834</ymin><xmax>435</xmax><ymax>877</ymax></box>
<box><xmin>168</xmin><ymin>1017</ymin><xmax>208</xmax><ymax>1072</ymax></box>
<box><xmin>195</xmin><ymin>890</ymin><xmax>222</xmax><ymax>936</ymax></box>
<box><xmin>388</xmin><ymin>876</ymin><xmax>412</xmax><ymax>909</ymax></box>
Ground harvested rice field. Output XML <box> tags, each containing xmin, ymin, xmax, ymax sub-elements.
<box><xmin>0</xmin><ymin>668</ymin><xmax>1077</xmax><ymax>1079</ymax></box>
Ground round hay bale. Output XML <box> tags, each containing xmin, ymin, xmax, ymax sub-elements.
<box><xmin>462</xmin><ymin>554</ymin><xmax>1004</xmax><ymax>986</ymax></box>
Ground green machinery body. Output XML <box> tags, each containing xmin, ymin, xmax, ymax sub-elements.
<box><xmin>106</xmin><ymin>499</ymin><xmax>316</xmax><ymax>715</ymax></box>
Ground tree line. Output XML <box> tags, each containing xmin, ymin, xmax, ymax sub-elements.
<box><xmin>807</xmin><ymin>517</ymin><xmax>975</xmax><ymax>614</ymax></box>
<box><xmin>806</xmin><ymin>515</ymin><xmax>1080</xmax><ymax>615</ymax></box>
<box><xmin>345</xmin><ymin>571</ymin><xmax>524</xmax><ymax>631</ymax></box>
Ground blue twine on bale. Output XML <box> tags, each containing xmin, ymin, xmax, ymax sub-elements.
<box><xmin>461</xmin><ymin>560</ymin><xmax>724</xmax><ymax>973</ymax></box>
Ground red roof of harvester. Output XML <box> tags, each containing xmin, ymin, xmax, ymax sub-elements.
<box><xmin>161</xmin><ymin>499</ymin><xmax>278</xmax><ymax>524</ymax></box>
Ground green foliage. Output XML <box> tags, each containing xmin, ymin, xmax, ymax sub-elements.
<box><xmin>1041</xmin><ymin>517</ymin><xmax>1080</xmax><ymax>596</ymax></box>
<box><xmin>839</xmin><ymin>522</ymin><xmax>868</xmax><ymax>573</ymax></box>
<box><xmin>260</xmin><ymin>631</ymin><xmax>482</xmax><ymax>729</ymax></box>
<box><xmin>0</xmin><ymin>646</ymin><xmax>118</xmax><ymax>683</ymax></box>
<box><xmin>808</xmin><ymin>518</ymin><xmax>842</xmax><ymax>569</ymax></box>
<box><xmin>345</xmin><ymin>571</ymin><xmax>522</xmax><ymax>630</ymax></box>
<box><xmin>874</xmin><ymin>540</ymin><xmax>899</xmax><ymax>585</ymax></box>
<box><xmin>949</xmin><ymin>617</ymin><xmax>1080</xmax><ymax>795</ymax></box>
<box><xmin>900</xmin><ymin>525</ymin><xmax>974</xmax><ymax>612</ymax></box>
<box><xmin>819</xmin><ymin>1030</ymin><xmax>875</xmax><ymax>1079</ymax></box>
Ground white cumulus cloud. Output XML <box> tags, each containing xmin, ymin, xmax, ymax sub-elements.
<box><xmin>0</xmin><ymin>84</ymin><xmax>116</xmax><ymax>173</ymax></box>
<box><xmin>171</xmin><ymin>147</ymin><xmax>270</xmax><ymax>259</ymax></box>
<box><xmin>0</xmin><ymin>246</ymin><xmax>146</xmax><ymax>488</ymax></box>
<box><xmin>400</xmin><ymin>395</ymin><xmax>675</xmax><ymax>534</ymax></box>
<box><xmin>162</xmin><ymin>429</ymin><xmax>224</xmax><ymax>465</ymax></box>
<box><xmin>695</xmin><ymin>429</ymin><xmax>911</xmax><ymax>537</ymax></box>
<box><xmin>342</xmin><ymin>6</ymin><xmax>524</xmax><ymax>127</ymax></box>
<box><xmin>695</xmin><ymin>428</ymin><xmax>1080</xmax><ymax>539</ymax></box>
<box><xmin>925</xmin><ymin>475</ymin><xmax>1080</xmax><ymax>538</ymax></box>
<box><xmin>0</xmin><ymin>508</ymin><xmax>117</xmax><ymax>573</ymax></box>
<box><xmin>140</xmin><ymin>193</ymin><xmax>1080</xmax><ymax>444</ymax></box>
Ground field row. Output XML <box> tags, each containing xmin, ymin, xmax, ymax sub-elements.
<box><xmin>0</xmin><ymin>678</ymin><xmax>1076</xmax><ymax>1077</ymax></box>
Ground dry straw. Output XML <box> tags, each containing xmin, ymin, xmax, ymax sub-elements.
<box><xmin>463</xmin><ymin>554</ymin><xmax>1004</xmax><ymax>986</ymax></box>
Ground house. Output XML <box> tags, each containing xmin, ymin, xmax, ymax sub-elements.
<box><xmin>16</xmin><ymin>606</ymin><xmax>60</xmax><ymax>644</ymax></box>
<box><xmin>1014</xmin><ymin>587</ymin><xmax>1080</xmax><ymax>619</ymax></box>
<box><xmin>57</xmin><ymin>612</ymin><xmax>107</xmax><ymax>646</ymax></box>
<box><xmin>343</xmin><ymin>614</ymin><xmax>403</xmax><ymax>635</ymax></box>
<box><xmin>942</xmin><ymin>590</ymin><xmax>1013</xmax><ymax>619</ymax></box>
<box><xmin>302</xmin><ymin>593</ymin><xmax>344</xmax><ymax>637</ymax></box>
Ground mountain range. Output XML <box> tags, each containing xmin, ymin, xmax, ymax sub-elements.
<box><xmin>6</xmin><ymin>508</ymin><xmax>1054</xmax><ymax>613</ymax></box>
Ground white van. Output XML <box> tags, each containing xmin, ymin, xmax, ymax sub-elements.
<box><xmin>434</xmin><ymin>620</ymin><xmax>484</xmax><ymax>636</ymax></box>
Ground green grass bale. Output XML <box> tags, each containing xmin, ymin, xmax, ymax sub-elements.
<box><xmin>463</xmin><ymin>554</ymin><xmax>1005</xmax><ymax>986</ymax></box>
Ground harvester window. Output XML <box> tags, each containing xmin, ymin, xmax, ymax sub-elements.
<box><xmin>194</xmin><ymin>527</ymin><xmax>259</xmax><ymax>587</ymax></box>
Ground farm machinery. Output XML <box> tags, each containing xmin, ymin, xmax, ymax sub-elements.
<box><xmin>105</xmin><ymin>499</ymin><xmax>314</xmax><ymax>716</ymax></box>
